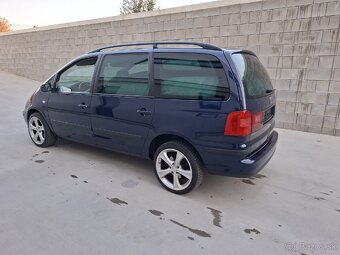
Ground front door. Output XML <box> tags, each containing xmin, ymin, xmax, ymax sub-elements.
<box><xmin>47</xmin><ymin>57</ymin><xmax>97</xmax><ymax>144</ymax></box>
<box><xmin>90</xmin><ymin>52</ymin><xmax>154</xmax><ymax>155</ymax></box>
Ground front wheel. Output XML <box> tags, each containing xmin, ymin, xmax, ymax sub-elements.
<box><xmin>153</xmin><ymin>141</ymin><xmax>203</xmax><ymax>194</ymax></box>
<box><xmin>28</xmin><ymin>112</ymin><xmax>56</xmax><ymax>147</ymax></box>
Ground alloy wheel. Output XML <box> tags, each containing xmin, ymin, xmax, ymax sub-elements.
<box><xmin>155</xmin><ymin>148</ymin><xmax>193</xmax><ymax>191</ymax></box>
<box><xmin>28</xmin><ymin>116</ymin><xmax>45</xmax><ymax>145</ymax></box>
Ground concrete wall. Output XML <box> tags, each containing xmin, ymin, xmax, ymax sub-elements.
<box><xmin>0</xmin><ymin>0</ymin><xmax>339</xmax><ymax>135</ymax></box>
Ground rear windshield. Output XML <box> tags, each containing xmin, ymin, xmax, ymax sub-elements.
<box><xmin>231</xmin><ymin>53</ymin><xmax>273</xmax><ymax>98</ymax></box>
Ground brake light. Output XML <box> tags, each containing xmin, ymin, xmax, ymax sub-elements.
<box><xmin>224</xmin><ymin>110</ymin><xmax>251</xmax><ymax>136</ymax></box>
<box><xmin>224</xmin><ymin>110</ymin><xmax>263</xmax><ymax>136</ymax></box>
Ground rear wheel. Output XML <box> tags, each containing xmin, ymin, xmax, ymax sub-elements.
<box><xmin>28</xmin><ymin>112</ymin><xmax>56</xmax><ymax>147</ymax></box>
<box><xmin>153</xmin><ymin>141</ymin><xmax>203</xmax><ymax>194</ymax></box>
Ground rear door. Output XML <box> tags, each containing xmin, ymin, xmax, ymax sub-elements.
<box><xmin>47</xmin><ymin>57</ymin><xmax>97</xmax><ymax>144</ymax></box>
<box><xmin>90</xmin><ymin>52</ymin><xmax>154</xmax><ymax>155</ymax></box>
<box><xmin>151</xmin><ymin>50</ymin><xmax>240</xmax><ymax>149</ymax></box>
<box><xmin>231</xmin><ymin>52</ymin><xmax>276</xmax><ymax>149</ymax></box>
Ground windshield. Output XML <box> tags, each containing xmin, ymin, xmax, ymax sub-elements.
<box><xmin>232</xmin><ymin>53</ymin><xmax>273</xmax><ymax>98</ymax></box>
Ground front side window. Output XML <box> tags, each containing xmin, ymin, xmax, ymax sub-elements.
<box><xmin>56</xmin><ymin>58</ymin><xmax>97</xmax><ymax>93</ymax></box>
<box><xmin>154</xmin><ymin>53</ymin><xmax>230</xmax><ymax>100</ymax></box>
<box><xmin>97</xmin><ymin>53</ymin><xmax>149</xmax><ymax>96</ymax></box>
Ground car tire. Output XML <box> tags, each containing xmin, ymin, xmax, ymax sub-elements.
<box><xmin>28</xmin><ymin>112</ymin><xmax>56</xmax><ymax>147</ymax></box>
<box><xmin>153</xmin><ymin>140</ymin><xmax>203</xmax><ymax>194</ymax></box>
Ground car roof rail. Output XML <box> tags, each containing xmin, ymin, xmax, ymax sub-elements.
<box><xmin>88</xmin><ymin>41</ymin><xmax>222</xmax><ymax>54</ymax></box>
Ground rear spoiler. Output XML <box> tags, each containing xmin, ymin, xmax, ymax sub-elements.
<box><xmin>232</xmin><ymin>50</ymin><xmax>257</xmax><ymax>56</ymax></box>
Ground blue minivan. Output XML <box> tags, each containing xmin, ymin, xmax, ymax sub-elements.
<box><xmin>23</xmin><ymin>42</ymin><xmax>278</xmax><ymax>194</ymax></box>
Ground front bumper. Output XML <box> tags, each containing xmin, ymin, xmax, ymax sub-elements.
<box><xmin>23</xmin><ymin>100</ymin><xmax>30</xmax><ymax>124</ymax></box>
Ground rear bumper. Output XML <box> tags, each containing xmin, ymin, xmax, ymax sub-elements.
<box><xmin>200</xmin><ymin>130</ymin><xmax>278</xmax><ymax>177</ymax></box>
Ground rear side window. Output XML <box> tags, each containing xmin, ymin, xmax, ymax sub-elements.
<box><xmin>97</xmin><ymin>53</ymin><xmax>149</xmax><ymax>96</ymax></box>
<box><xmin>154</xmin><ymin>53</ymin><xmax>229</xmax><ymax>100</ymax></box>
<box><xmin>231</xmin><ymin>53</ymin><xmax>273</xmax><ymax>98</ymax></box>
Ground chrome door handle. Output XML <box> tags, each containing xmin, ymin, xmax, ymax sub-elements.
<box><xmin>137</xmin><ymin>108</ymin><xmax>152</xmax><ymax>116</ymax></box>
<box><xmin>78</xmin><ymin>103</ymin><xmax>88</xmax><ymax>109</ymax></box>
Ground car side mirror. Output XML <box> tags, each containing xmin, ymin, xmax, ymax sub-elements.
<box><xmin>50</xmin><ymin>85</ymin><xmax>58</xmax><ymax>92</ymax></box>
<box><xmin>44</xmin><ymin>75</ymin><xmax>58</xmax><ymax>92</ymax></box>
<box><xmin>40</xmin><ymin>83</ymin><xmax>50</xmax><ymax>92</ymax></box>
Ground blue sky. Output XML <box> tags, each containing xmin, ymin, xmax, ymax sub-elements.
<box><xmin>1</xmin><ymin>0</ymin><xmax>213</xmax><ymax>29</ymax></box>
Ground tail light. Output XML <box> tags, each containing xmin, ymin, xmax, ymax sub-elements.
<box><xmin>251</xmin><ymin>111</ymin><xmax>264</xmax><ymax>132</ymax></box>
<box><xmin>224</xmin><ymin>111</ymin><xmax>251</xmax><ymax>136</ymax></box>
<box><xmin>224</xmin><ymin>110</ymin><xmax>263</xmax><ymax>136</ymax></box>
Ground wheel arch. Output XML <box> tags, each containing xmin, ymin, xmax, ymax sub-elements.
<box><xmin>27</xmin><ymin>108</ymin><xmax>39</xmax><ymax>121</ymax></box>
<box><xmin>26</xmin><ymin>108</ymin><xmax>55</xmax><ymax>135</ymax></box>
<box><xmin>148</xmin><ymin>133</ymin><xmax>204</xmax><ymax>166</ymax></box>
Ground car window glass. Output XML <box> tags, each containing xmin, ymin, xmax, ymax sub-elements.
<box><xmin>98</xmin><ymin>54</ymin><xmax>149</xmax><ymax>96</ymax></box>
<box><xmin>56</xmin><ymin>58</ymin><xmax>97</xmax><ymax>94</ymax></box>
<box><xmin>231</xmin><ymin>53</ymin><xmax>273</xmax><ymax>98</ymax></box>
<box><xmin>154</xmin><ymin>53</ymin><xmax>229</xmax><ymax>100</ymax></box>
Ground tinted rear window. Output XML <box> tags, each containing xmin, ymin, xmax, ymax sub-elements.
<box><xmin>98</xmin><ymin>54</ymin><xmax>149</xmax><ymax>96</ymax></box>
<box><xmin>231</xmin><ymin>53</ymin><xmax>273</xmax><ymax>98</ymax></box>
<box><xmin>154</xmin><ymin>53</ymin><xmax>230</xmax><ymax>100</ymax></box>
